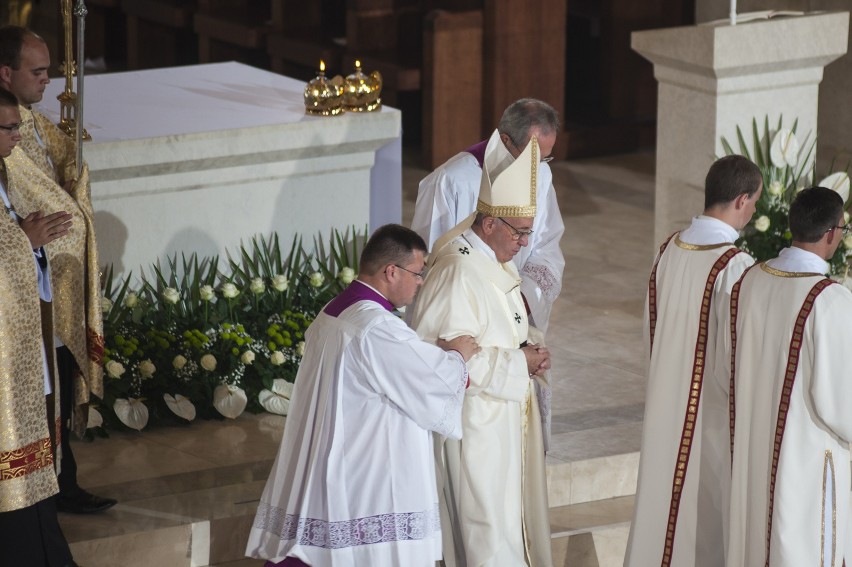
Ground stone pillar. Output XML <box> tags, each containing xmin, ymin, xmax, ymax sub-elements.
<box><xmin>632</xmin><ymin>12</ymin><xmax>849</xmax><ymax>245</ymax></box>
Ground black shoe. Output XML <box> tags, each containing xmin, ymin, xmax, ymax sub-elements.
<box><xmin>56</xmin><ymin>487</ymin><xmax>117</xmax><ymax>514</ymax></box>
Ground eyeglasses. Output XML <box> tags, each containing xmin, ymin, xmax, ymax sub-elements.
<box><xmin>830</xmin><ymin>224</ymin><xmax>851</xmax><ymax>235</ymax></box>
<box><xmin>393</xmin><ymin>264</ymin><xmax>427</xmax><ymax>281</ymax></box>
<box><xmin>504</xmin><ymin>135</ymin><xmax>554</xmax><ymax>163</ymax></box>
<box><xmin>0</xmin><ymin>123</ymin><xmax>21</xmax><ymax>134</ymax></box>
<box><xmin>497</xmin><ymin>217</ymin><xmax>534</xmax><ymax>241</ymax></box>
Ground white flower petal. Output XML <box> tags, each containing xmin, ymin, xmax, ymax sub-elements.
<box><xmin>818</xmin><ymin>172</ymin><xmax>851</xmax><ymax>203</ymax></box>
<box><xmin>164</xmin><ymin>394</ymin><xmax>197</xmax><ymax>422</ymax></box>
<box><xmin>86</xmin><ymin>407</ymin><xmax>104</xmax><ymax>429</ymax></box>
<box><xmin>770</xmin><ymin>129</ymin><xmax>799</xmax><ymax>169</ymax></box>
<box><xmin>259</xmin><ymin>389</ymin><xmax>291</xmax><ymax>415</ymax></box>
<box><xmin>271</xmin><ymin>379</ymin><xmax>294</xmax><ymax>399</ymax></box>
<box><xmin>113</xmin><ymin>398</ymin><xmax>149</xmax><ymax>431</ymax></box>
<box><xmin>213</xmin><ymin>384</ymin><xmax>247</xmax><ymax>419</ymax></box>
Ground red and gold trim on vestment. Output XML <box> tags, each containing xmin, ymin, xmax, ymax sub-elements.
<box><xmin>727</xmin><ymin>263</ymin><xmax>759</xmax><ymax>461</ymax></box>
<box><xmin>660</xmin><ymin>247</ymin><xmax>742</xmax><ymax>567</ymax></box>
<box><xmin>764</xmin><ymin>277</ymin><xmax>834</xmax><ymax>567</ymax></box>
<box><xmin>647</xmin><ymin>232</ymin><xmax>677</xmax><ymax>356</ymax></box>
<box><xmin>0</xmin><ymin>437</ymin><xmax>54</xmax><ymax>481</ymax></box>
<box><xmin>87</xmin><ymin>327</ymin><xmax>105</xmax><ymax>365</ymax></box>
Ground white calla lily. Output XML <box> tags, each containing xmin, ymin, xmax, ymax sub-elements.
<box><xmin>769</xmin><ymin>129</ymin><xmax>799</xmax><ymax>168</ymax></box>
<box><xmin>818</xmin><ymin>172</ymin><xmax>851</xmax><ymax>203</ymax></box>
<box><xmin>164</xmin><ymin>394</ymin><xmax>197</xmax><ymax>421</ymax></box>
<box><xmin>86</xmin><ymin>407</ymin><xmax>104</xmax><ymax>429</ymax></box>
<box><xmin>213</xmin><ymin>384</ymin><xmax>247</xmax><ymax>419</ymax></box>
<box><xmin>258</xmin><ymin>379</ymin><xmax>295</xmax><ymax>415</ymax></box>
<box><xmin>114</xmin><ymin>398</ymin><xmax>149</xmax><ymax>431</ymax></box>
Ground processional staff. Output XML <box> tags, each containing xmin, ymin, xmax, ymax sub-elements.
<box><xmin>58</xmin><ymin>0</ymin><xmax>90</xmax><ymax>178</ymax></box>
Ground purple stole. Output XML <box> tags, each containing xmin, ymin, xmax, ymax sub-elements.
<box><xmin>464</xmin><ymin>139</ymin><xmax>488</xmax><ymax>168</ymax></box>
<box><xmin>323</xmin><ymin>280</ymin><xmax>394</xmax><ymax>317</ymax></box>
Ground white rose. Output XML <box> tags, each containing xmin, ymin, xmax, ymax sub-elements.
<box><xmin>844</xmin><ymin>234</ymin><xmax>852</xmax><ymax>250</ymax></box>
<box><xmin>139</xmin><ymin>359</ymin><xmax>156</xmax><ymax>379</ymax></box>
<box><xmin>200</xmin><ymin>354</ymin><xmax>217</xmax><ymax>371</ymax></box>
<box><xmin>250</xmin><ymin>277</ymin><xmax>265</xmax><ymax>295</ymax></box>
<box><xmin>271</xmin><ymin>274</ymin><xmax>289</xmax><ymax>292</ymax></box>
<box><xmin>338</xmin><ymin>267</ymin><xmax>356</xmax><ymax>285</ymax></box>
<box><xmin>221</xmin><ymin>282</ymin><xmax>239</xmax><ymax>299</ymax></box>
<box><xmin>101</xmin><ymin>297</ymin><xmax>113</xmax><ymax>313</ymax></box>
<box><xmin>240</xmin><ymin>350</ymin><xmax>256</xmax><ymax>365</ymax></box>
<box><xmin>106</xmin><ymin>360</ymin><xmax>126</xmax><ymax>379</ymax></box>
<box><xmin>296</xmin><ymin>341</ymin><xmax>306</xmax><ymax>357</ymax></box>
<box><xmin>754</xmin><ymin>215</ymin><xmax>770</xmax><ymax>232</ymax></box>
<box><xmin>270</xmin><ymin>351</ymin><xmax>285</xmax><ymax>365</ymax></box>
<box><xmin>123</xmin><ymin>291</ymin><xmax>138</xmax><ymax>308</ymax></box>
<box><xmin>767</xmin><ymin>180</ymin><xmax>783</xmax><ymax>196</ymax></box>
<box><xmin>309</xmin><ymin>271</ymin><xmax>325</xmax><ymax>288</ymax></box>
<box><xmin>163</xmin><ymin>287</ymin><xmax>180</xmax><ymax>304</ymax></box>
<box><xmin>199</xmin><ymin>285</ymin><xmax>215</xmax><ymax>301</ymax></box>
<box><xmin>845</xmin><ymin>211</ymin><xmax>850</xmax><ymax>225</ymax></box>
<box><xmin>172</xmin><ymin>354</ymin><xmax>187</xmax><ymax>370</ymax></box>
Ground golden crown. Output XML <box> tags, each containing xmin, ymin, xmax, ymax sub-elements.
<box><xmin>342</xmin><ymin>60</ymin><xmax>382</xmax><ymax>112</ymax></box>
<box><xmin>304</xmin><ymin>61</ymin><xmax>344</xmax><ymax>116</ymax></box>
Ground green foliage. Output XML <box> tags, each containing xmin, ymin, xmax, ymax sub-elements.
<box><xmin>97</xmin><ymin>228</ymin><xmax>367</xmax><ymax>431</ymax></box>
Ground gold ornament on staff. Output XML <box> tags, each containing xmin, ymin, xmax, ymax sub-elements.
<box><xmin>57</xmin><ymin>0</ymin><xmax>91</xmax><ymax>163</ymax></box>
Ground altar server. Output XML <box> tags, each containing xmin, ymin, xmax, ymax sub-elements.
<box><xmin>625</xmin><ymin>155</ymin><xmax>762</xmax><ymax>567</ymax></box>
<box><xmin>726</xmin><ymin>186</ymin><xmax>852</xmax><ymax>567</ymax></box>
<box><xmin>0</xmin><ymin>86</ymin><xmax>78</xmax><ymax>566</ymax></box>
<box><xmin>0</xmin><ymin>25</ymin><xmax>113</xmax><ymax>514</ymax></box>
<box><xmin>246</xmin><ymin>224</ymin><xmax>479</xmax><ymax>567</ymax></box>
<box><xmin>411</xmin><ymin>132</ymin><xmax>552</xmax><ymax>567</ymax></box>
<box><xmin>412</xmin><ymin>98</ymin><xmax>564</xmax><ymax>334</ymax></box>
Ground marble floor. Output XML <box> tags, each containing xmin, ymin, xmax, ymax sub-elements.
<box><xmin>60</xmin><ymin>149</ymin><xmax>656</xmax><ymax>566</ymax></box>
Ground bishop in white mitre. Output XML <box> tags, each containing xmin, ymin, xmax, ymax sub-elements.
<box><xmin>725</xmin><ymin>187</ymin><xmax>852</xmax><ymax>567</ymax></box>
<box><xmin>625</xmin><ymin>155</ymin><xmax>762</xmax><ymax>567</ymax></box>
<box><xmin>245</xmin><ymin>224</ymin><xmax>478</xmax><ymax>567</ymax></box>
<box><xmin>411</xmin><ymin>131</ymin><xmax>552</xmax><ymax>567</ymax></box>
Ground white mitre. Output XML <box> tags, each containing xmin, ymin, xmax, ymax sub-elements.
<box><xmin>428</xmin><ymin>129</ymin><xmax>539</xmax><ymax>264</ymax></box>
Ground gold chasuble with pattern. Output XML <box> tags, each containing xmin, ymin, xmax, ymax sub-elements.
<box><xmin>0</xmin><ymin>160</ymin><xmax>61</xmax><ymax>513</ymax></box>
<box><xmin>726</xmin><ymin>252</ymin><xmax>852</xmax><ymax>567</ymax></box>
<box><xmin>7</xmin><ymin>123</ymin><xmax>104</xmax><ymax>433</ymax></box>
<box><xmin>411</xmin><ymin>232</ymin><xmax>551</xmax><ymax>567</ymax></box>
<box><xmin>626</xmin><ymin>228</ymin><xmax>753</xmax><ymax>567</ymax></box>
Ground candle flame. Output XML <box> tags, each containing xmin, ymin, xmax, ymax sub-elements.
<box><xmin>319</xmin><ymin>60</ymin><xmax>325</xmax><ymax>72</ymax></box>
<box><xmin>355</xmin><ymin>59</ymin><xmax>361</xmax><ymax>68</ymax></box>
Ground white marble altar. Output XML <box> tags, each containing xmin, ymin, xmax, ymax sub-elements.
<box><xmin>632</xmin><ymin>12</ymin><xmax>849</xmax><ymax>244</ymax></box>
<box><xmin>36</xmin><ymin>62</ymin><xmax>402</xmax><ymax>276</ymax></box>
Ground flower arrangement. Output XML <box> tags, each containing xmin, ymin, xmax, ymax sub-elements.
<box><xmin>721</xmin><ymin>116</ymin><xmax>851</xmax><ymax>277</ymax></box>
<box><xmin>94</xmin><ymin>228</ymin><xmax>366</xmax><ymax>434</ymax></box>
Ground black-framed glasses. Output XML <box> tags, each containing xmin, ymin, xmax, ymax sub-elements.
<box><xmin>504</xmin><ymin>134</ymin><xmax>554</xmax><ymax>164</ymax></box>
<box><xmin>497</xmin><ymin>217</ymin><xmax>534</xmax><ymax>241</ymax></box>
<box><xmin>0</xmin><ymin>123</ymin><xmax>21</xmax><ymax>134</ymax></box>
<box><xmin>829</xmin><ymin>224</ymin><xmax>852</xmax><ymax>235</ymax></box>
<box><xmin>393</xmin><ymin>264</ymin><xmax>427</xmax><ymax>281</ymax></box>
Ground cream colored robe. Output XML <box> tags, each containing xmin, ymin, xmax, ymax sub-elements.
<box><xmin>725</xmin><ymin>247</ymin><xmax>852</xmax><ymax>567</ymax></box>
<box><xmin>0</xmin><ymin>158</ymin><xmax>61</xmax><ymax>513</ymax></box>
<box><xmin>625</xmin><ymin>217</ymin><xmax>753</xmax><ymax>567</ymax></box>
<box><xmin>12</xmin><ymin>108</ymin><xmax>104</xmax><ymax>431</ymax></box>
<box><xmin>410</xmin><ymin>232</ymin><xmax>551</xmax><ymax>567</ymax></box>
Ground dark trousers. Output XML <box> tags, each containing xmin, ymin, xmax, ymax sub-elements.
<box><xmin>0</xmin><ymin>496</ymin><xmax>74</xmax><ymax>566</ymax></box>
<box><xmin>56</xmin><ymin>346</ymin><xmax>78</xmax><ymax>493</ymax></box>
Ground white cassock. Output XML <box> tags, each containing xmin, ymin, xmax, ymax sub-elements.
<box><xmin>725</xmin><ymin>247</ymin><xmax>852</xmax><ymax>567</ymax></box>
<box><xmin>411</xmin><ymin>140</ymin><xmax>565</xmax><ymax>333</ymax></box>
<box><xmin>410</xmin><ymin>229</ymin><xmax>552</xmax><ymax>567</ymax></box>
<box><xmin>245</xmin><ymin>281</ymin><xmax>469</xmax><ymax>567</ymax></box>
<box><xmin>625</xmin><ymin>216</ymin><xmax>754</xmax><ymax>567</ymax></box>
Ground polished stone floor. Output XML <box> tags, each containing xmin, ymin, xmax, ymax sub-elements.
<box><xmin>61</xmin><ymin>149</ymin><xmax>655</xmax><ymax>566</ymax></box>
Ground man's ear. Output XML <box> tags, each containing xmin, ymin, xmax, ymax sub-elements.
<box><xmin>0</xmin><ymin>65</ymin><xmax>11</xmax><ymax>86</ymax></box>
<box><xmin>734</xmin><ymin>192</ymin><xmax>750</xmax><ymax>210</ymax></box>
<box><xmin>481</xmin><ymin>216</ymin><xmax>496</xmax><ymax>235</ymax></box>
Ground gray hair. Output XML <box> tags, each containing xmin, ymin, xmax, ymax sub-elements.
<box><xmin>498</xmin><ymin>98</ymin><xmax>560</xmax><ymax>147</ymax></box>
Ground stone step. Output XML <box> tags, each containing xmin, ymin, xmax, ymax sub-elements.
<box><xmin>550</xmin><ymin>496</ymin><xmax>634</xmax><ymax>567</ymax></box>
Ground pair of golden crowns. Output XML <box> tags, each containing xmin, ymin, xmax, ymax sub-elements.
<box><xmin>304</xmin><ymin>60</ymin><xmax>383</xmax><ymax>116</ymax></box>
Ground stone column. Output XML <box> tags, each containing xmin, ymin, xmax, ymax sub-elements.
<box><xmin>632</xmin><ymin>12</ymin><xmax>849</xmax><ymax>245</ymax></box>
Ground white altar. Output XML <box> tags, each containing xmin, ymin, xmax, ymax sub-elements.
<box><xmin>36</xmin><ymin>62</ymin><xmax>403</xmax><ymax>277</ymax></box>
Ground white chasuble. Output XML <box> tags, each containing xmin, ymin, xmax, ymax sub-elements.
<box><xmin>411</xmin><ymin>146</ymin><xmax>564</xmax><ymax>332</ymax></box>
<box><xmin>726</xmin><ymin>249</ymin><xmax>852</xmax><ymax>567</ymax></box>
<box><xmin>625</xmin><ymin>219</ymin><xmax>753</xmax><ymax>567</ymax></box>
<box><xmin>246</xmin><ymin>283</ymin><xmax>468</xmax><ymax>567</ymax></box>
<box><xmin>410</xmin><ymin>234</ymin><xmax>552</xmax><ymax>567</ymax></box>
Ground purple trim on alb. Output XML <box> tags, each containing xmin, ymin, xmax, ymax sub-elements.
<box><xmin>323</xmin><ymin>281</ymin><xmax>394</xmax><ymax>317</ymax></box>
<box><xmin>464</xmin><ymin>139</ymin><xmax>488</xmax><ymax>168</ymax></box>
